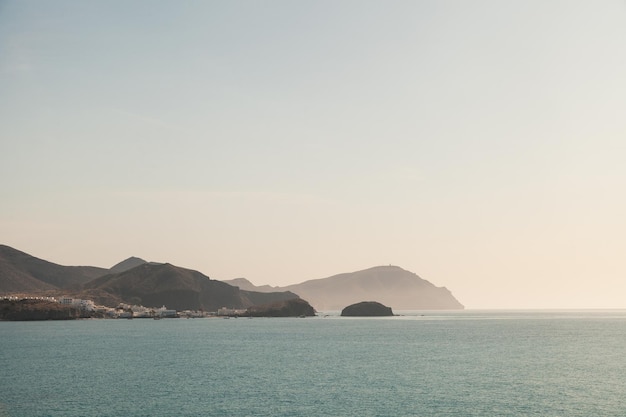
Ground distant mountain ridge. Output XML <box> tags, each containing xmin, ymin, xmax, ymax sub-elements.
<box><xmin>0</xmin><ymin>245</ymin><xmax>464</xmax><ymax>311</ymax></box>
<box><xmin>225</xmin><ymin>278</ymin><xmax>280</xmax><ymax>293</ymax></box>
<box><xmin>224</xmin><ymin>265</ymin><xmax>464</xmax><ymax>310</ymax></box>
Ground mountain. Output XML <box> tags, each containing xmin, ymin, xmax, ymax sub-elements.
<box><xmin>225</xmin><ymin>278</ymin><xmax>281</xmax><ymax>293</ymax></box>
<box><xmin>82</xmin><ymin>262</ymin><xmax>299</xmax><ymax>311</ymax></box>
<box><xmin>109</xmin><ymin>257</ymin><xmax>148</xmax><ymax>273</ymax></box>
<box><xmin>0</xmin><ymin>244</ymin><xmax>108</xmax><ymax>293</ymax></box>
<box><xmin>0</xmin><ymin>245</ymin><xmax>463</xmax><ymax>311</ymax></box>
<box><xmin>225</xmin><ymin>265</ymin><xmax>464</xmax><ymax>311</ymax></box>
<box><xmin>284</xmin><ymin>265</ymin><xmax>463</xmax><ymax>310</ymax></box>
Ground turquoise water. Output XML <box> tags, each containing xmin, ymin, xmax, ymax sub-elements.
<box><xmin>1</xmin><ymin>310</ymin><xmax>626</xmax><ymax>416</ymax></box>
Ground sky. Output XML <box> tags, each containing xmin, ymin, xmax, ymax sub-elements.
<box><xmin>1</xmin><ymin>1</ymin><xmax>625</xmax><ymax>309</ymax></box>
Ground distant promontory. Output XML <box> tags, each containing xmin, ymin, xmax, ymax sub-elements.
<box><xmin>225</xmin><ymin>265</ymin><xmax>464</xmax><ymax>311</ymax></box>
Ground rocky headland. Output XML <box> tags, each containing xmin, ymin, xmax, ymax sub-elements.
<box><xmin>225</xmin><ymin>265</ymin><xmax>464</xmax><ymax>311</ymax></box>
<box><xmin>245</xmin><ymin>298</ymin><xmax>316</xmax><ymax>317</ymax></box>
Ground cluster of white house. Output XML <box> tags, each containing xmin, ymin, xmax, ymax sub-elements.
<box><xmin>115</xmin><ymin>303</ymin><xmax>178</xmax><ymax>319</ymax></box>
<box><xmin>1</xmin><ymin>295</ymin><xmax>249</xmax><ymax>319</ymax></box>
<box><xmin>1</xmin><ymin>296</ymin><xmax>57</xmax><ymax>302</ymax></box>
<box><xmin>1</xmin><ymin>295</ymin><xmax>180</xmax><ymax>319</ymax></box>
<box><xmin>216</xmin><ymin>307</ymin><xmax>248</xmax><ymax>316</ymax></box>
<box><xmin>58</xmin><ymin>296</ymin><xmax>96</xmax><ymax>311</ymax></box>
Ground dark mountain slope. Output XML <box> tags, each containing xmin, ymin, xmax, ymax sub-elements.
<box><xmin>83</xmin><ymin>263</ymin><xmax>297</xmax><ymax>311</ymax></box>
<box><xmin>0</xmin><ymin>258</ymin><xmax>56</xmax><ymax>293</ymax></box>
<box><xmin>239</xmin><ymin>289</ymin><xmax>300</xmax><ymax>307</ymax></box>
<box><xmin>0</xmin><ymin>245</ymin><xmax>108</xmax><ymax>292</ymax></box>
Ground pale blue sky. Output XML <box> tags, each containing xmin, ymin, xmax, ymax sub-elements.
<box><xmin>2</xmin><ymin>1</ymin><xmax>625</xmax><ymax>308</ymax></box>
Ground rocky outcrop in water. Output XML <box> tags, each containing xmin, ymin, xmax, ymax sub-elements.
<box><xmin>341</xmin><ymin>301</ymin><xmax>394</xmax><ymax>317</ymax></box>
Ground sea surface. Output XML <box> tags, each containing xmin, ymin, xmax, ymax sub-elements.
<box><xmin>1</xmin><ymin>310</ymin><xmax>625</xmax><ymax>417</ymax></box>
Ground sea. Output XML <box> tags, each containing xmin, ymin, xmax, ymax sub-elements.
<box><xmin>1</xmin><ymin>310</ymin><xmax>625</xmax><ymax>417</ymax></box>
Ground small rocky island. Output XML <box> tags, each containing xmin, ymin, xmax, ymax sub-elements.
<box><xmin>245</xmin><ymin>298</ymin><xmax>316</xmax><ymax>317</ymax></box>
<box><xmin>341</xmin><ymin>301</ymin><xmax>394</xmax><ymax>317</ymax></box>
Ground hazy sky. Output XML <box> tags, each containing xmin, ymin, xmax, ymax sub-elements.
<box><xmin>1</xmin><ymin>1</ymin><xmax>625</xmax><ymax>309</ymax></box>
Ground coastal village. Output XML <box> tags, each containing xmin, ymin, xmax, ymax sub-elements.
<box><xmin>0</xmin><ymin>295</ymin><xmax>247</xmax><ymax>320</ymax></box>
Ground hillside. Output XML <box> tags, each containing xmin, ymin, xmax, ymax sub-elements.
<box><xmin>0</xmin><ymin>245</ymin><xmax>108</xmax><ymax>293</ymax></box>
<box><xmin>226</xmin><ymin>266</ymin><xmax>464</xmax><ymax>311</ymax></box>
<box><xmin>109</xmin><ymin>256</ymin><xmax>148</xmax><ymax>273</ymax></box>
<box><xmin>83</xmin><ymin>263</ymin><xmax>299</xmax><ymax>311</ymax></box>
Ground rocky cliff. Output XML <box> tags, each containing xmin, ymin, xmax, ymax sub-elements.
<box><xmin>245</xmin><ymin>298</ymin><xmax>316</xmax><ymax>317</ymax></box>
